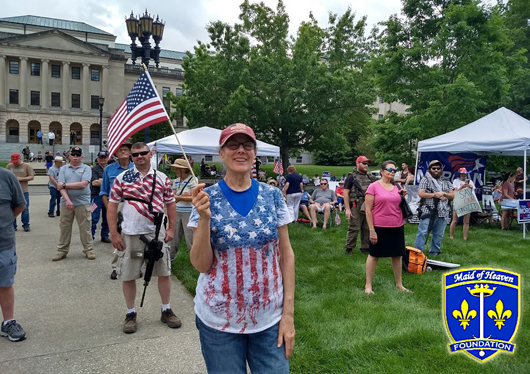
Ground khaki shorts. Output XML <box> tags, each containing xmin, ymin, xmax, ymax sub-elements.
<box><xmin>116</xmin><ymin>231</ymin><xmax>172</xmax><ymax>281</ymax></box>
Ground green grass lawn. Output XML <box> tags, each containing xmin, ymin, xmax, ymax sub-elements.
<box><xmin>173</xmin><ymin>217</ymin><xmax>530</xmax><ymax>373</ymax></box>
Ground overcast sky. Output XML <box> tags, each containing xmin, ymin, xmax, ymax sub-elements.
<box><xmin>3</xmin><ymin>0</ymin><xmax>403</xmax><ymax>52</ymax></box>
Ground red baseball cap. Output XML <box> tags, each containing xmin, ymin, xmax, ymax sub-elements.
<box><xmin>10</xmin><ymin>153</ymin><xmax>21</xmax><ymax>162</ymax></box>
<box><xmin>356</xmin><ymin>155</ymin><xmax>370</xmax><ymax>164</ymax></box>
<box><xmin>458</xmin><ymin>167</ymin><xmax>468</xmax><ymax>174</ymax></box>
<box><xmin>219</xmin><ymin>123</ymin><xmax>257</xmax><ymax>147</ymax></box>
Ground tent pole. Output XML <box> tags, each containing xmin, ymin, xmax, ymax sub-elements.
<box><xmin>518</xmin><ymin>149</ymin><xmax>526</xmax><ymax>239</ymax></box>
<box><xmin>414</xmin><ymin>151</ymin><xmax>420</xmax><ymax>185</ymax></box>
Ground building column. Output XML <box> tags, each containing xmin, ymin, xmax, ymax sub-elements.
<box><xmin>0</xmin><ymin>55</ymin><xmax>6</xmax><ymax>108</ymax></box>
<box><xmin>41</xmin><ymin>59</ymin><xmax>49</xmax><ymax>109</ymax></box>
<box><xmin>82</xmin><ymin>63</ymin><xmax>90</xmax><ymax>112</ymax></box>
<box><xmin>62</xmin><ymin>61</ymin><xmax>70</xmax><ymax>112</ymax></box>
<box><xmin>20</xmin><ymin>57</ymin><xmax>28</xmax><ymax>108</ymax></box>
<box><xmin>102</xmin><ymin>65</ymin><xmax>109</xmax><ymax>113</ymax></box>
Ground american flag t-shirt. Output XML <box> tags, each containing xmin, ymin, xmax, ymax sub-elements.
<box><xmin>106</xmin><ymin>71</ymin><xmax>169</xmax><ymax>157</ymax></box>
<box><xmin>188</xmin><ymin>183</ymin><xmax>291</xmax><ymax>334</ymax></box>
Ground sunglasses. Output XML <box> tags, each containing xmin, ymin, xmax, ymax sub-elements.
<box><xmin>224</xmin><ymin>141</ymin><xmax>256</xmax><ymax>151</ymax></box>
<box><xmin>320</xmin><ymin>183</ymin><xmax>328</xmax><ymax>185</ymax></box>
<box><xmin>131</xmin><ymin>150</ymin><xmax>150</xmax><ymax>157</ymax></box>
<box><xmin>384</xmin><ymin>168</ymin><xmax>397</xmax><ymax>173</ymax></box>
<box><xmin>70</xmin><ymin>154</ymin><xmax>81</xmax><ymax>157</ymax></box>
<box><xmin>430</xmin><ymin>167</ymin><xmax>441</xmax><ymax>171</ymax></box>
<box><xmin>360</xmin><ymin>162</ymin><xmax>369</xmax><ymax>165</ymax></box>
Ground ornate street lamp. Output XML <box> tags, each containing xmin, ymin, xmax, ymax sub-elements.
<box><xmin>99</xmin><ymin>96</ymin><xmax>105</xmax><ymax>151</ymax></box>
<box><xmin>125</xmin><ymin>10</ymin><xmax>165</xmax><ymax>142</ymax></box>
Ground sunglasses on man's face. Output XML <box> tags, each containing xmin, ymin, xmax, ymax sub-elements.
<box><xmin>70</xmin><ymin>154</ymin><xmax>81</xmax><ymax>158</ymax></box>
<box><xmin>384</xmin><ymin>168</ymin><xmax>397</xmax><ymax>173</ymax></box>
<box><xmin>430</xmin><ymin>167</ymin><xmax>441</xmax><ymax>171</ymax></box>
<box><xmin>360</xmin><ymin>162</ymin><xmax>369</xmax><ymax>166</ymax></box>
<box><xmin>131</xmin><ymin>150</ymin><xmax>150</xmax><ymax>157</ymax></box>
<box><xmin>321</xmin><ymin>183</ymin><xmax>328</xmax><ymax>186</ymax></box>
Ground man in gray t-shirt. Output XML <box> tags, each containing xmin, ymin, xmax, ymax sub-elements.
<box><xmin>309</xmin><ymin>179</ymin><xmax>337</xmax><ymax>229</ymax></box>
<box><xmin>0</xmin><ymin>167</ymin><xmax>27</xmax><ymax>341</ymax></box>
<box><xmin>52</xmin><ymin>147</ymin><xmax>95</xmax><ymax>261</ymax></box>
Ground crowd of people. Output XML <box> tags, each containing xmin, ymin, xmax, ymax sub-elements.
<box><xmin>2</xmin><ymin>122</ymin><xmax>527</xmax><ymax>373</ymax></box>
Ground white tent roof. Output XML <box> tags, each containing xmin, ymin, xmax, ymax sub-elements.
<box><xmin>417</xmin><ymin>107</ymin><xmax>530</xmax><ymax>156</ymax></box>
<box><xmin>148</xmin><ymin>126</ymin><xmax>280</xmax><ymax>156</ymax></box>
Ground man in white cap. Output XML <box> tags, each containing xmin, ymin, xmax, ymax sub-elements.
<box><xmin>47</xmin><ymin>156</ymin><xmax>64</xmax><ymax>218</ymax></box>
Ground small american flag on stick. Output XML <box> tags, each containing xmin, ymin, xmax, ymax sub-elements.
<box><xmin>106</xmin><ymin>70</ymin><xmax>169</xmax><ymax>156</ymax></box>
<box><xmin>273</xmin><ymin>159</ymin><xmax>283</xmax><ymax>175</ymax></box>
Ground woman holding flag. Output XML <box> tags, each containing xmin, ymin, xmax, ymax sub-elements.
<box><xmin>189</xmin><ymin>123</ymin><xmax>295</xmax><ymax>373</ymax></box>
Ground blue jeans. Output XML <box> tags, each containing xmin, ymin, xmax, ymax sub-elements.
<box><xmin>91</xmin><ymin>195</ymin><xmax>109</xmax><ymax>239</ymax></box>
<box><xmin>13</xmin><ymin>192</ymin><xmax>29</xmax><ymax>229</ymax></box>
<box><xmin>414</xmin><ymin>216</ymin><xmax>447</xmax><ymax>255</ymax></box>
<box><xmin>196</xmin><ymin>316</ymin><xmax>289</xmax><ymax>374</ymax></box>
<box><xmin>48</xmin><ymin>187</ymin><xmax>61</xmax><ymax>215</ymax></box>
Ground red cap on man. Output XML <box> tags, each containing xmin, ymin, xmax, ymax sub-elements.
<box><xmin>356</xmin><ymin>155</ymin><xmax>370</xmax><ymax>164</ymax></box>
<box><xmin>10</xmin><ymin>153</ymin><xmax>21</xmax><ymax>163</ymax></box>
<box><xmin>219</xmin><ymin>123</ymin><xmax>257</xmax><ymax>147</ymax></box>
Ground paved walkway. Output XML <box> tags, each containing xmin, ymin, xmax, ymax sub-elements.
<box><xmin>0</xmin><ymin>188</ymin><xmax>206</xmax><ymax>374</ymax></box>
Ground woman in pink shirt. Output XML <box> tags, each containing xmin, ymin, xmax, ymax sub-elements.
<box><xmin>364</xmin><ymin>160</ymin><xmax>410</xmax><ymax>294</ymax></box>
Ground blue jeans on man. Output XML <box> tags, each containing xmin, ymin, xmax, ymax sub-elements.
<box><xmin>91</xmin><ymin>194</ymin><xmax>109</xmax><ymax>239</ymax></box>
<box><xmin>13</xmin><ymin>192</ymin><xmax>30</xmax><ymax>230</ymax></box>
<box><xmin>195</xmin><ymin>316</ymin><xmax>289</xmax><ymax>373</ymax></box>
<box><xmin>414</xmin><ymin>216</ymin><xmax>448</xmax><ymax>255</ymax></box>
<box><xmin>48</xmin><ymin>187</ymin><xmax>61</xmax><ymax>216</ymax></box>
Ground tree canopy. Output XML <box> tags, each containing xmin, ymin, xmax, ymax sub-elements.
<box><xmin>172</xmin><ymin>0</ymin><xmax>376</xmax><ymax>166</ymax></box>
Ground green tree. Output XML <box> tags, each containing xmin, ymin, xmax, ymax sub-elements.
<box><xmin>173</xmin><ymin>1</ymin><xmax>375</xmax><ymax>167</ymax></box>
<box><xmin>370</xmin><ymin>0</ymin><xmax>525</xmax><ymax>162</ymax></box>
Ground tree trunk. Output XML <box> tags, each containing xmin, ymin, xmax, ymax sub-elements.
<box><xmin>281</xmin><ymin>147</ymin><xmax>290</xmax><ymax>173</ymax></box>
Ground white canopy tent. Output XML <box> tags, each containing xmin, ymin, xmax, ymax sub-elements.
<box><xmin>147</xmin><ymin>126</ymin><xmax>280</xmax><ymax>157</ymax></box>
<box><xmin>416</xmin><ymin>107</ymin><xmax>530</xmax><ymax>237</ymax></box>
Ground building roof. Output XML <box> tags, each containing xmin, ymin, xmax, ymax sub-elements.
<box><xmin>115</xmin><ymin>43</ymin><xmax>187</xmax><ymax>61</ymax></box>
<box><xmin>0</xmin><ymin>15</ymin><xmax>113</xmax><ymax>36</ymax></box>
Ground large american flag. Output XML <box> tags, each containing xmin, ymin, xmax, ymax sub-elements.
<box><xmin>106</xmin><ymin>71</ymin><xmax>169</xmax><ymax>156</ymax></box>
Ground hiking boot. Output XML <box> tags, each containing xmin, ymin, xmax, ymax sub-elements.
<box><xmin>161</xmin><ymin>309</ymin><xmax>182</xmax><ymax>328</ymax></box>
<box><xmin>56</xmin><ymin>212</ymin><xmax>60</xmax><ymax>217</ymax></box>
<box><xmin>23</xmin><ymin>227</ymin><xmax>30</xmax><ymax>232</ymax></box>
<box><xmin>123</xmin><ymin>312</ymin><xmax>137</xmax><ymax>333</ymax></box>
<box><xmin>110</xmin><ymin>270</ymin><xmax>117</xmax><ymax>280</ymax></box>
<box><xmin>0</xmin><ymin>320</ymin><xmax>26</xmax><ymax>342</ymax></box>
<box><xmin>85</xmin><ymin>251</ymin><xmax>96</xmax><ymax>260</ymax></box>
<box><xmin>48</xmin><ymin>213</ymin><xmax>55</xmax><ymax>218</ymax></box>
<box><xmin>345</xmin><ymin>248</ymin><xmax>353</xmax><ymax>256</ymax></box>
<box><xmin>101</xmin><ymin>237</ymin><xmax>112</xmax><ymax>244</ymax></box>
<box><xmin>52</xmin><ymin>252</ymin><xmax>67</xmax><ymax>261</ymax></box>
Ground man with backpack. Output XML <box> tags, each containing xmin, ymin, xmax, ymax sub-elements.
<box><xmin>413</xmin><ymin>160</ymin><xmax>454</xmax><ymax>257</ymax></box>
<box><xmin>344</xmin><ymin>156</ymin><xmax>376</xmax><ymax>255</ymax></box>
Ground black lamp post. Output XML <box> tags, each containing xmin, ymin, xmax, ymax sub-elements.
<box><xmin>99</xmin><ymin>96</ymin><xmax>105</xmax><ymax>152</ymax></box>
<box><xmin>125</xmin><ymin>10</ymin><xmax>165</xmax><ymax>143</ymax></box>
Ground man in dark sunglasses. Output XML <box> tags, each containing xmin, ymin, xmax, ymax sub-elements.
<box><xmin>413</xmin><ymin>160</ymin><xmax>454</xmax><ymax>257</ymax></box>
<box><xmin>344</xmin><ymin>155</ymin><xmax>377</xmax><ymax>255</ymax></box>
<box><xmin>53</xmin><ymin>146</ymin><xmax>95</xmax><ymax>261</ymax></box>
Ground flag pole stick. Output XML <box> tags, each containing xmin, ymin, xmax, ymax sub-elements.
<box><xmin>141</xmin><ymin>64</ymin><xmax>197</xmax><ymax>180</ymax></box>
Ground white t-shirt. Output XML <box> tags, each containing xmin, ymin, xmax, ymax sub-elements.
<box><xmin>453</xmin><ymin>178</ymin><xmax>475</xmax><ymax>190</ymax></box>
<box><xmin>173</xmin><ymin>175</ymin><xmax>197</xmax><ymax>213</ymax></box>
<box><xmin>48</xmin><ymin>132</ymin><xmax>55</xmax><ymax>140</ymax></box>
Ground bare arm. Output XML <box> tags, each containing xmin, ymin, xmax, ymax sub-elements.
<box><xmin>164</xmin><ymin>201</ymin><xmax>176</xmax><ymax>243</ymax></box>
<box><xmin>13</xmin><ymin>204</ymin><xmax>26</xmax><ymax>218</ymax></box>
<box><xmin>277</xmin><ymin>224</ymin><xmax>295</xmax><ymax>359</ymax></box>
<box><xmin>344</xmin><ymin>188</ymin><xmax>351</xmax><ymax>218</ymax></box>
<box><xmin>49</xmin><ymin>175</ymin><xmax>59</xmax><ymax>188</ymax></box>
<box><xmin>59</xmin><ymin>180</ymin><xmax>89</xmax><ymax>190</ymax></box>
<box><xmin>190</xmin><ymin>184</ymin><xmax>214</xmax><ymax>273</ymax></box>
<box><xmin>282</xmin><ymin>182</ymin><xmax>290</xmax><ymax>196</ymax></box>
<box><xmin>108</xmin><ymin>202</ymin><xmax>125</xmax><ymax>251</ymax></box>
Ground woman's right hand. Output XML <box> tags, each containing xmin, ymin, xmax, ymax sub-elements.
<box><xmin>370</xmin><ymin>229</ymin><xmax>377</xmax><ymax>245</ymax></box>
<box><xmin>192</xmin><ymin>183</ymin><xmax>211</xmax><ymax>219</ymax></box>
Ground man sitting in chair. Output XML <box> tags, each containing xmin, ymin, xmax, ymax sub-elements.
<box><xmin>309</xmin><ymin>179</ymin><xmax>337</xmax><ymax>230</ymax></box>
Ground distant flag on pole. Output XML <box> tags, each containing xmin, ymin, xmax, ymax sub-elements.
<box><xmin>273</xmin><ymin>159</ymin><xmax>283</xmax><ymax>175</ymax></box>
<box><xmin>106</xmin><ymin>70</ymin><xmax>169</xmax><ymax>157</ymax></box>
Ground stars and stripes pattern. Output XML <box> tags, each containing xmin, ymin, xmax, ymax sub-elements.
<box><xmin>189</xmin><ymin>183</ymin><xmax>291</xmax><ymax>334</ymax></box>
<box><xmin>106</xmin><ymin>71</ymin><xmax>169</xmax><ymax>157</ymax></box>
<box><xmin>273</xmin><ymin>159</ymin><xmax>283</xmax><ymax>175</ymax></box>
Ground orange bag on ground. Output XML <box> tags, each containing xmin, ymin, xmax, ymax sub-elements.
<box><xmin>403</xmin><ymin>246</ymin><xmax>427</xmax><ymax>274</ymax></box>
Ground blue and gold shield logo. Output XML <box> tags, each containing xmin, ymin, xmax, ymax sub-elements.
<box><xmin>443</xmin><ymin>268</ymin><xmax>520</xmax><ymax>362</ymax></box>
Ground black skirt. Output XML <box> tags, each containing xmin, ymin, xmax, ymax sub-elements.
<box><xmin>369</xmin><ymin>226</ymin><xmax>406</xmax><ymax>258</ymax></box>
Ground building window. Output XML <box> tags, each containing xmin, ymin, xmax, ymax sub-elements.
<box><xmin>176</xmin><ymin>88</ymin><xmax>183</xmax><ymax>97</ymax></box>
<box><xmin>91</xmin><ymin>95</ymin><xmax>100</xmax><ymax>110</ymax></box>
<box><xmin>378</xmin><ymin>114</ymin><xmax>384</xmax><ymax>120</ymax></box>
<box><xmin>51</xmin><ymin>64</ymin><xmax>61</xmax><ymax>78</ymax></box>
<box><xmin>9</xmin><ymin>127</ymin><xmax>19</xmax><ymax>136</ymax></box>
<box><xmin>91</xmin><ymin>69</ymin><xmax>100</xmax><ymax>81</ymax></box>
<box><xmin>205</xmin><ymin>155</ymin><xmax>213</xmax><ymax>162</ymax></box>
<box><xmin>296</xmin><ymin>156</ymin><xmax>303</xmax><ymax>164</ymax></box>
<box><xmin>30</xmin><ymin>62</ymin><xmax>40</xmax><ymax>76</ymax></box>
<box><xmin>9</xmin><ymin>61</ymin><xmax>19</xmax><ymax>74</ymax></box>
<box><xmin>9</xmin><ymin>89</ymin><xmax>19</xmax><ymax>104</ymax></box>
<box><xmin>72</xmin><ymin>94</ymin><xmax>80</xmax><ymax>108</ymax></box>
<box><xmin>31</xmin><ymin>91</ymin><xmax>40</xmax><ymax>106</ymax></box>
<box><xmin>378</xmin><ymin>96</ymin><xmax>384</xmax><ymax>103</ymax></box>
<box><xmin>51</xmin><ymin>92</ymin><xmax>61</xmax><ymax>107</ymax></box>
<box><xmin>71</xmin><ymin>66</ymin><xmax>81</xmax><ymax>80</ymax></box>
<box><xmin>162</xmin><ymin>87</ymin><xmax>170</xmax><ymax>97</ymax></box>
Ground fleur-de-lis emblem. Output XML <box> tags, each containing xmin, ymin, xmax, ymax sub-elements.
<box><xmin>487</xmin><ymin>299</ymin><xmax>512</xmax><ymax>330</ymax></box>
<box><xmin>453</xmin><ymin>299</ymin><xmax>477</xmax><ymax>330</ymax></box>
